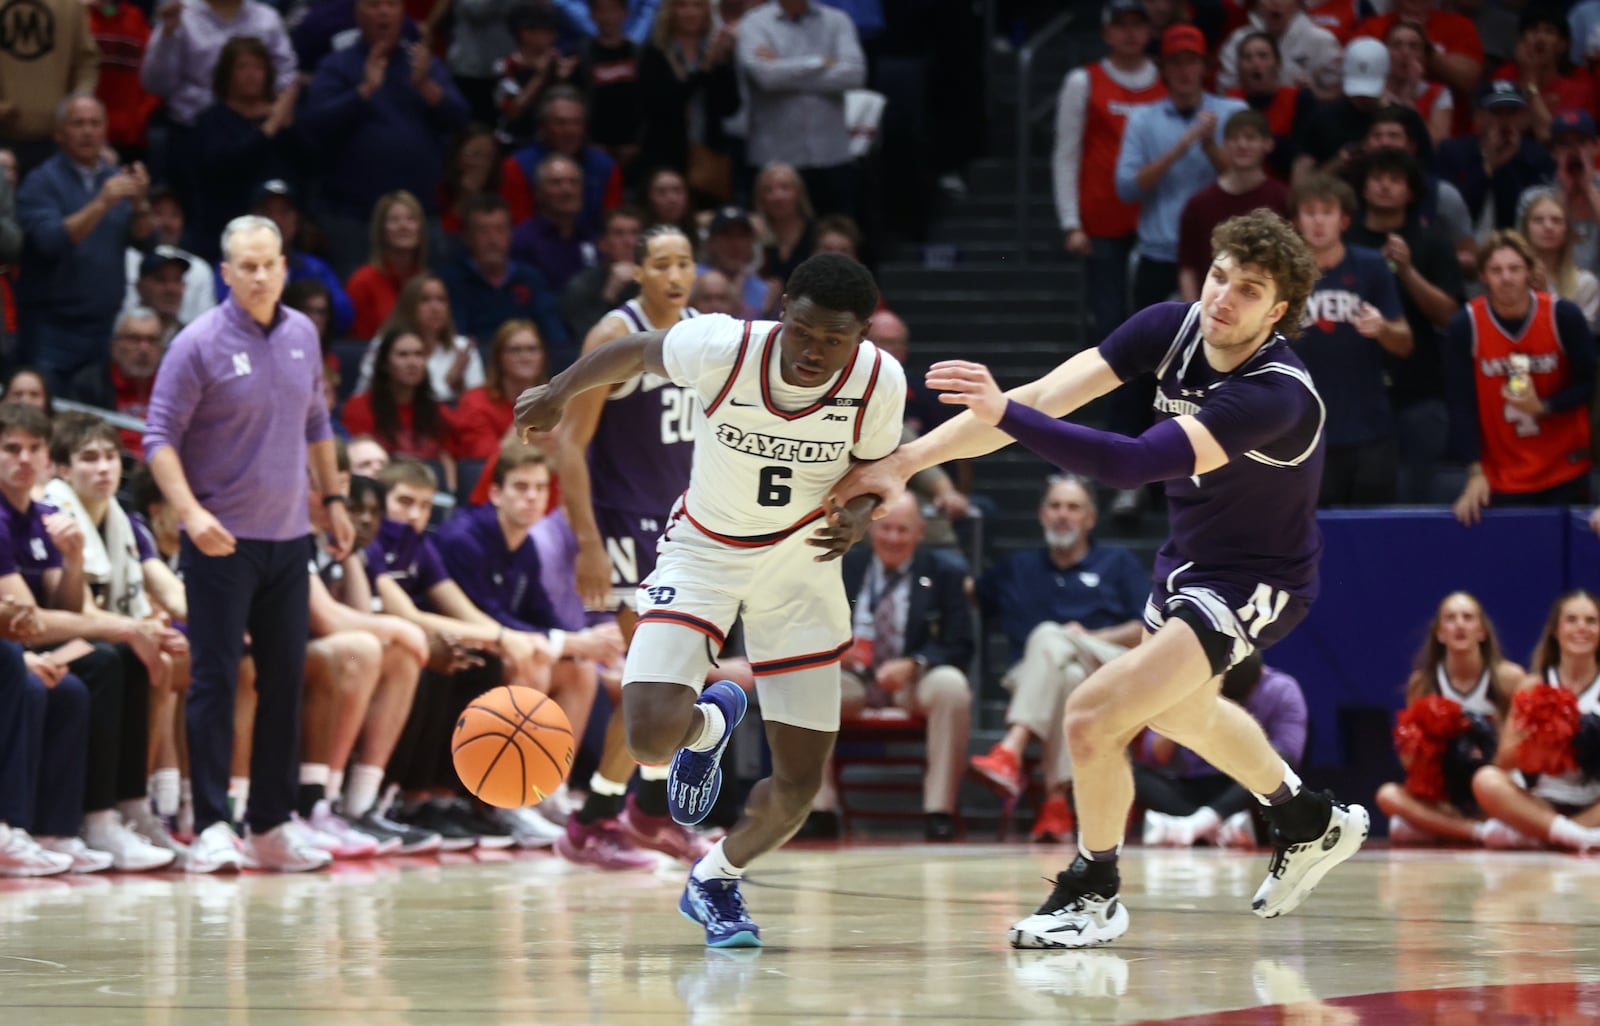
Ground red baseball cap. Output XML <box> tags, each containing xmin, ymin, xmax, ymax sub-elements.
<box><xmin>1161</xmin><ymin>24</ymin><xmax>1207</xmax><ymax>58</ymax></box>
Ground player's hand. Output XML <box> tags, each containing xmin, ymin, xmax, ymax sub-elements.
<box><xmin>184</xmin><ymin>506</ymin><xmax>238</xmax><ymax>557</ymax></box>
<box><xmin>119</xmin><ymin>619</ymin><xmax>166</xmax><ymax>679</ymax></box>
<box><xmin>0</xmin><ymin>595</ymin><xmax>41</xmax><ymax>643</ymax></box>
<box><xmin>574</xmin><ymin>536</ymin><xmax>614</xmax><ymax>611</ymax></box>
<box><xmin>42</xmin><ymin>513</ymin><xmax>85</xmax><ymax>564</ymax></box>
<box><xmin>874</xmin><ymin>657</ymin><xmax>918</xmax><ymax>693</ymax></box>
<box><xmin>427</xmin><ymin>630</ymin><xmax>484</xmax><ymax>674</ymax></box>
<box><xmin>1064</xmin><ymin>229</ymin><xmax>1092</xmax><ymax>256</ymax></box>
<box><xmin>324</xmin><ymin>501</ymin><xmax>355</xmax><ymax>560</ymax></box>
<box><xmin>569</xmin><ymin>623</ymin><xmax>625</xmax><ymax>664</ymax></box>
<box><xmin>926</xmin><ymin>360</ymin><xmax>1007</xmax><ymax>425</ymax></box>
<box><xmin>831</xmin><ymin>456</ymin><xmax>905</xmax><ymax>521</ymax></box>
<box><xmin>1353</xmin><ymin>302</ymin><xmax>1384</xmax><ymax>339</ymax></box>
<box><xmin>806</xmin><ymin>497</ymin><xmax>874</xmax><ymax>562</ymax></box>
<box><xmin>1452</xmin><ymin>473</ymin><xmax>1492</xmax><ymax>527</ymax></box>
<box><xmin>23</xmin><ymin>651</ymin><xmax>65</xmax><ymax>687</ymax></box>
<box><xmin>378</xmin><ymin>615</ymin><xmax>430</xmax><ymax>665</ymax></box>
<box><xmin>515</xmin><ymin>384</ymin><xmax>567</xmax><ymax>439</ymax></box>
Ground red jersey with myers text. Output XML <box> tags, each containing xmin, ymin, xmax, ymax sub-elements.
<box><xmin>1468</xmin><ymin>292</ymin><xmax>1592</xmax><ymax>494</ymax></box>
<box><xmin>1080</xmin><ymin>62</ymin><xmax>1166</xmax><ymax>239</ymax></box>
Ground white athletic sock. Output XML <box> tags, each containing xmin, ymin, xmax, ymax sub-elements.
<box><xmin>685</xmin><ymin>705</ymin><xmax>727</xmax><ymax>753</ymax></box>
<box><xmin>589</xmin><ymin>772</ymin><xmax>628</xmax><ymax>796</ymax></box>
<box><xmin>149</xmin><ymin>768</ymin><xmax>180</xmax><ymax>817</ymax></box>
<box><xmin>691</xmin><ymin>838</ymin><xmax>745</xmax><ymax>882</ymax></box>
<box><xmin>327</xmin><ymin>770</ymin><xmax>345</xmax><ymax>803</ymax></box>
<box><xmin>228</xmin><ymin>776</ymin><xmax>250</xmax><ymax>819</ymax></box>
<box><xmin>1547</xmin><ymin>815</ymin><xmax>1594</xmax><ymax>850</ymax></box>
<box><xmin>638</xmin><ymin>762</ymin><xmax>671</xmax><ymax>781</ymax></box>
<box><xmin>299</xmin><ymin>763</ymin><xmax>330</xmax><ymax>786</ymax></box>
<box><xmin>343</xmin><ymin>764</ymin><xmax>386</xmax><ymax>818</ymax></box>
<box><xmin>1252</xmin><ymin>762</ymin><xmax>1303</xmax><ymax>806</ymax></box>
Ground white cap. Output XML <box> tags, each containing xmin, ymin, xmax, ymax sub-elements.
<box><xmin>1342</xmin><ymin>38</ymin><xmax>1389</xmax><ymax>99</ymax></box>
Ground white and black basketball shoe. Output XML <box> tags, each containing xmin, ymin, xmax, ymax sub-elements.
<box><xmin>1252</xmin><ymin>793</ymin><xmax>1369</xmax><ymax>919</ymax></box>
<box><xmin>1010</xmin><ymin>858</ymin><xmax>1130</xmax><ymax>949</ymax></box>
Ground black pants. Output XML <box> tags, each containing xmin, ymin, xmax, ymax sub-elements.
<box><xmin>1495</xmin><ymin>474</ymin><xmax>1593</xmax><ymax>507</ymax></box>
<box><xmin>70</xmin><ymin>641</ymin><xmax>150</xmax><ymax>813</ymax></box>
<box><xmin>1320</xmin><ymin>438</ymin><xmax>1400</xmax><ymax>507</ymax></box>
<box><xmin>1133</xmin><ymin>763</ymin><xmax>1256</xmax><ymax>820</ymax></box>
<box><xmin>182</xmin><ymin>536</ymin><xmax>312</xmax><ymax>835</ymax></box>
<box><xmin>0</xmin><ymin>642</ymin><xmax>88</xmax><ymax>837</ymax></box>
<box><xmin>388</xmin><ymin>658</ymin><xmax>504</xmax><ymax>794</ymax></box>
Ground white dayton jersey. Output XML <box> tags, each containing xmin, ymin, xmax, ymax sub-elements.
<box><xmin>661</xmin><ymin>314</ymin><xmax>906</xmax><ymax>541</ymax></box>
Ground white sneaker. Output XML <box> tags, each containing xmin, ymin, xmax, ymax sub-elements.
<box><xmin>0</xmin><ymin>825</ymin><xmax>73</xmax><ymax>877</ymax></box>
<box><xmin>187</xmin><ymin>822</ymin><xmax>246</xmax><ymax>874</ymax></box>
<box><xmin>1480</xmin><ymin>818</ymin><xmax>1541</xmax><ymax>850</ymax></box>
<box><xmin>535</xmin><ymin>784</ymin><xmax>577</xmax><ymax>826</ymax></box>
<box><xmin>306</xmin><ymin>803</ymin><xmax>382</xmax><ymax>858</ymax></box>
<box><xmin>124</xmin><ymin>805</ymin><xmax>191</xmax><ymax>864</ymax></box>
<box><xmin>1010</xmin><ymin>864</ymin><xmax>1130</xmax><ymax>949</ymax></box>
<box><xmin>84</xmin><ymin>814</ymin><xmax>177</xmax><ymax>872</ymax></box>
<box><xmin>243</xmin><ymin>820</ymin><xmax>334</xmax><ymax>873</ymax></box>
<box><xmin>1251</xmin><ymin>798</ymin><xmax>1369</xmax><ymax>919</ymax></box>
<box><xmin>1141</xmin><ymin>810</ymin><xmax>1171</xmax><ymax>847</ymax></box>
<box><xmin>494</xmin><ymin>806</ymin><xmax>564</xmax><ymax>849</ymax></box>
<box><xmin>1218</xmin><ymin>810</ymin><xmax>1258</xmax><ymax>849</ymax></box>
<box><xmin>36</xmin><ymin>835</ymin><xmax>115</xmax><ymax>874</ymax></box>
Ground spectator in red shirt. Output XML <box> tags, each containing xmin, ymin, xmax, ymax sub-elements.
<box><xmin>346</xmin><ymin>190</ymin><xmax>429</xmax><ymax>340</ymax></box>
<box><xmin>340</xmin><ymin>328</ymin><xmax>459</xmax><ymax>489</ymax></box>
<box><xmin>440</xmin><ymin>126</ymin><xmax>502</xmax><ymax>239</ymax></box>
<box><xmin>498</xmin><ymin>86</ymin><xmax>624</xmax><ymax>230</ymax></box>
<box><xmin>1355</xmin><ymin>0</ymin><xmax>1483</xmax><ymax>137</ymax></box>
<box><xmin>1177</xmin><ymin>109</ymin><xmax>1290</xmax><ymax>302</ymax></box>
<box><xmin>1225</xmin><ymin>30</ymin><xmax>1313</xmax><ymax>181</ymax></box>
<box><xmin>69</xmin><ymin>307</ymin><xmax>163</xmax><ymax>453</ymax></box>
<box><xmin>1383</xmin><ymin>18</ymin><xmax>1454</xmax><ymax>144</ymax></box>
<box><xmin>453</xmin><ymin>318</ymin><xmax>547</xmax><ymax>462</ymax></box>
<box><xmin>1490</xmin><ymin>7</ymin><xmax>1596</xmax><ymax>145</ymax></box>
<box><xmin>89</xmin><ymin>1</ymin><xmax>160</xmax><ymax>159</ymax></box>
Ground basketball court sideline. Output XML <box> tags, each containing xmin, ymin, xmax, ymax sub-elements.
<box><xmin>3</xmin><ymin>844</ymin><xmax>1599</xmax><ymax>1024</ymax></box>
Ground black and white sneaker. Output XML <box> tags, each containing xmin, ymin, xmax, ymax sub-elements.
<box><xmin>1010</xmin><ymin>859</ymin><xmax>1129</xmax><ymax>949</ymax></box>
<box><xmin>1251</xmin><ymin>795</ymin><xmax>1369</xmax><ymax>919</ymax></box>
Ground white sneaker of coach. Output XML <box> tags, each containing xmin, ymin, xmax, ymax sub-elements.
<box><xmin>83</xmin><ymin>811</ymin><xmax>177</xmax><ymax>871</ymax></box>
<box><xmin>187</xmin><ymin>822</ymin><xmax>245</xmax><ymax>874</ymax></box>
<box><xmin>243</xmin><ymin>820</ymin><xmax>333</xmax><ymax>873</ymax></box>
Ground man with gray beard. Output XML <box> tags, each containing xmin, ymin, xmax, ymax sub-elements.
<box><xmin>968</xmin><ymin>475</ymin><xmax>1146</xmax><ymax>843</ymax></box>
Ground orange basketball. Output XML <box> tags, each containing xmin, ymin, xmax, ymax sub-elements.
<box><xmin>451</xmin><ymin>686</ymin><xmax>574</xmax><ymax>808</ymax></box>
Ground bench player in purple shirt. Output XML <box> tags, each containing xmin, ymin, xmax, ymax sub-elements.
<box><xmin>547</xmin><ymin>224</ymin><xmax>711</xmax><ymax>868</ymax></box>
<box><xmin>840</xmin><ymin>210</ymin><xmax>1369</xmax><ymax>949</ymax></box>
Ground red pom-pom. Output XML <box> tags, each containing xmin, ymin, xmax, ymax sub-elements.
<box><xmin>1513</xmin><ymin>686</ymin><xmax>1581</xmax><ymax>777</ymax></box>
<box><xmin>1394</xmin><ymin>696</ymin><xmax>1470</xmax><ymax>801</ymax></box>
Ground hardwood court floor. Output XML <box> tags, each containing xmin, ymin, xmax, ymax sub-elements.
<box><xmin>3</xmin><ymin>843</ymin><xmax>1599</xmax><ymax>1025</ymax></box>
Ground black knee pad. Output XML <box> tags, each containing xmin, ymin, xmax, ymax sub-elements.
<box><xmin>1166</xmin><ymin>601</ymin><xmax>1237</xmax><ymax>678</ymax></box>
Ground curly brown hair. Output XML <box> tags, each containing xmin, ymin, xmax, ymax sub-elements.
<box><xmin>1208</xmin><ymin>209</ymin><xmax>1320</xmax><ymax>338</ymax></box>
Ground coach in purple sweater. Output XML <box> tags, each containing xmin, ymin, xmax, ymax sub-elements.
<box><xmin>144</xmin><ymin>214</ymin><xmax>354</xmax><ymax>874</ymax></box>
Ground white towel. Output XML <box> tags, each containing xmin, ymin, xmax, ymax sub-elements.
<box><xmin>41</xmin><ymin>479</ymin><xmax>150</xmax><ymax>618</ymax></box>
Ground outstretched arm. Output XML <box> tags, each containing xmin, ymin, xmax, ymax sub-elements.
<box><xmin>514</xmin><ymin>328</ymin><xmax>670</xmax><ymax>437</ymax></box>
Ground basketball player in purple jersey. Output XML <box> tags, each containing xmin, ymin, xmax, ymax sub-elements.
<box><xmin>840</xmin><ymin>210</ymin><xmax>1369</xmax><ymax>948</ymax></box>
<box><xmin>549</xmin><ymin>224</ymin><xmax>710</xmax><ymax>867</ymax></box>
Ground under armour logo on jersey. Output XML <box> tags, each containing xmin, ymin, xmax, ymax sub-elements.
<box><xmin>290</xmin><ymin>349</ymin><xmax>305</xmax><ymax>360</ymax></box>
<box><xmin>1079</xmin><ymin>572</ymin><xmax>1100</xmax><ymax>588</ymax></box>
<box><xmin>1178</xmin><ymin>387</ymin><xmax>1206</xmax><ymax>398</ymax></box>
<box><xmin>232</xmin><ymin>352</ymin><xmax>252</xmax><ymax>377</ymax></box>
<box><xmin>29</xmin><ymin>538</ymin><xmax>46</xmax><ymax>561</ymax></box>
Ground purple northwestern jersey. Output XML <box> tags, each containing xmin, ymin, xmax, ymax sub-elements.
<box><xmin>435</xmin><ymin>504</ymin><xmax>559</xmax><ymax>632</ymax></box>
<box><xmin>362</xmin><ymin>518</ymin><xmax>449</xmax><ymax>605</ymax></box>
<box><xmin>530</xmin><ymin>509</ymin><xmax>590</xmax><ymax>632</ymax></box>
<box><xmin>1101</xmin><ymin>301</ymin><xmax>1326</xmax><ymax>599</ymax></box>
<box><xmin>0</xmin><ymin>499</ymin><xmax>62</xmax><ymax>604</ymax></box>
<box><xmin>587</xmin><ymin>299</ymin><xmax>699</xmax><ymax>517</ymax></box>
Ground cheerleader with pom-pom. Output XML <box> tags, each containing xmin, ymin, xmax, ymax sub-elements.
<box><xmin>1376</xmin><ymin>592</ymin><xmax>1521</xmax><ymax>845</ymax></box>
<box><xmin>1473</xmin><ymin>591</ymin><xmax>1600</xmax><ymax>852</ymax></box>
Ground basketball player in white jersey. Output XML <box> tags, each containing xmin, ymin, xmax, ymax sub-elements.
<box><xmin>1376</xmin><ymin>592</ymin><xmax>1522</xmax><ymax>846</ymax></box>
<box><xmin>516</xmin><ymin>254</ymin><xmax>905</xmax><ymax>947</ymax></box>
<box><xmin>548</xmin><ymin>224</ymin><xmax>711</xmax><ymax>869</ymax></box>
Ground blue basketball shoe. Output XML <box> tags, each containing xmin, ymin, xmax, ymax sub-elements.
<box><xmin>668</xmin><ymin>681</ymin><xmax>747</xmax><ymax>825</ymax></box>
<box><xmin>680</xmin><ymin>867</ymin><xmax>762</xmax><ymax>948</ymax></box>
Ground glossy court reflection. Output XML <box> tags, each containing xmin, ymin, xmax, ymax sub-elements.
<box><xmin>2</xmin><ymin>847</ymin><xmax>1599</xmax><ymax>1025</ymax></box>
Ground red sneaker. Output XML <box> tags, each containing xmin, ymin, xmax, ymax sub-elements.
<box><xmin>555</xmin><ymin>815</ymin><xmax>656</xmax><ymax>871</ymax></box>
<box><xmin>619</xmin><ymin>795</ymin><xmax>713</xmax><ymax>862</ymax></box>
<box><xmin>970</xmin><ymin>744</ymin><xmax>1025</xmax><ymax>798</ymax></box>
<box><xmin>1031</xmin><ymin>794</ymin><xmax>1075</xmax><ymax>843</ymax></box>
